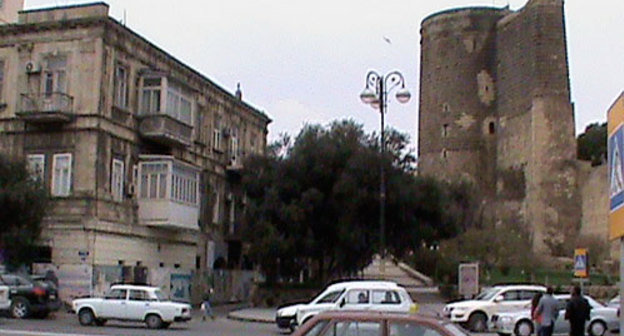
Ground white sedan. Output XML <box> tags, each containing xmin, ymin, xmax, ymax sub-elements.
<box><xmin>72</xmin><ymin>284</ymin><xmax>192</xmax><ymax>329</ymax></box>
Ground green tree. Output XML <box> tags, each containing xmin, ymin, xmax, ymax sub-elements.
<box><xmin>577</xmin><ymin>122</ymin><xmax>607</xmax><ymax>166</ymax></box>
<box><xmin>0</xmin><ymin>155</ymin><xmax>48</xmax><ymax>269</ymax></box>
<box><xmin>242</xmin><ymin>120</ymin><xmax>469</xmax><ymax>284</ymax></box>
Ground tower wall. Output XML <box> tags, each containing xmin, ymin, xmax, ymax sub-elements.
<box><xmin>418</xmin><ymin>8</ymin><xmax>505</xmax><ymax>195</ymax></box>
<box><xmin>494</xmin><ymin>0</ymin><xmax>578</xmax><ymax>253</ymax></box>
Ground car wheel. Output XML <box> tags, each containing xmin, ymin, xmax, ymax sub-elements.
<box><xmin>94</xmin><ymin>318</ymin><xmax>107</xmax><ymax>326</ymax></box>
<box><xmin>588</xmin><ymin>320</ymin><xmax>607</xmax><ymax>336</ymax></box>
<box><xmin>10</xmin><ymin>297</ymin><xmax>31</xmax><ymax>319</ymax></box>
<box><xmin>145</xmin><ymin>314</ymin><xmax>163</xmax><ymax>329</ymax></box>
<box><xmin>514</xmin><ymin>320</ymin><xmax>534</xmax><ymax>336</ymax></box>
<box><xmin>78</xmin><ymin>308</ymin><xmax>95</xmax><ymax>326</ymax></box>
<box><xmin>468</xmin><ymin>312</ymin><xmax>488</xmax><ymax>332</ymax></box>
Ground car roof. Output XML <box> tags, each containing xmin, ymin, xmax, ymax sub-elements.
<box><xmin>315</xmin><ymin>310</ymin><xmax>445</xmax><ymax>323</ymax></box>
<box><xmin>110</xmin><ymin>284</ymin><xmax>159</xmax><ymax>291</ymax></box>
<box><xmin>324</xmin><ymin>280</ymin><xmax>402</xmax><ymax>291</ymax></box>
<box><xmin>491</xmin><ymin>285</ymin><xmax>547</xmax><ymax>290</ymax></box>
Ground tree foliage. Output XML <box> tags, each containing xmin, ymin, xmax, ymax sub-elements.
<box><xmin>0</xmin><ymin>155</ymin><xmax>48</xmax><ymax>269</ymax></box>
<box><xmin>242</xmin><ymin>120</ymin><xmax>476</xmax><ymax>284</ymax></box>
<box><xmin>577</xmin><ymin>122</ymin><xmax>607</xmax><ymax>166</ymax></box>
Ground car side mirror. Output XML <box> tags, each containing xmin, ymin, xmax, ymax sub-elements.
<box><xmin>494</xmin><ymin>295</ymin><xmax>503</xmax><ymax>302</ymax></box>
<box><xmin>339</xmin><ymin>298</ymin><xmax>346</xmax><ymax>308</ymax></box>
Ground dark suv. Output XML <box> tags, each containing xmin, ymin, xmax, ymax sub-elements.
<box><xmin>0</xmin><ymin>274</ymin><xmax>61</xmax><ymax>318</ymax></box>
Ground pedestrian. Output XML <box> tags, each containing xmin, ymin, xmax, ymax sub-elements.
<box><xmin>536</xmin><ymin>287</ymin><xmax>559</xmax><ymax>336</ymax></box>
<box><xmin>531</xmin><ymin>292</ymin><xmax>543</xmax><ymax>336</ymax></box>
<box><xmin>201</xmin><ymin>288</ymin><xmax>215</xmax><ymax>321</ymax></box>
<box><xmin>565</xmin><ymin>285</ymin><xmax>591</xmax><ymax>336</ymax></box>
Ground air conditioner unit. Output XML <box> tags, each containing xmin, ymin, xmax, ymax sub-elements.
<box><xmin>25</xmin><ymin>61</ymin><xmax>41</xmax><ymax>74</ymax></box>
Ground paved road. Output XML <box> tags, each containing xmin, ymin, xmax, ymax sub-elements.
<box><xmin>0</xmin><ymin>312</ymin><xmax>283</xmax><ymax>336</ymax></box>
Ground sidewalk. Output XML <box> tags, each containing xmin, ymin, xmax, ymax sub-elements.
<box><xmin>227</xmin><ymin>307</ymin><xmax>276</xmax><ymax>323</ymax></box>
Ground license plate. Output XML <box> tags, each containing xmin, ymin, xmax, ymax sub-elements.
<box><xmin>49</xmin><ymin>294</ymin><xmax>56</xmax><ymax>300</ymax></box>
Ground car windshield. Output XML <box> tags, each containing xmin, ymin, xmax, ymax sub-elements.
<box><xmin>314</xmin><ymin>289</ymin><xmax>345</xmax><ymax>304</ymax></box>
<box><xmin>154</xmin><ymin>289</ymin><xmax>168</xmax><ymax>301</ymax></box>
<box><xmin>475</xmin><ymin>287</ymin><xmax>499</xmax><ymax>301</ymax></box>
<box><xmin>442</xmin><ymin>322</ymin><xmax>470</xmax><ymax>336</ymax></box>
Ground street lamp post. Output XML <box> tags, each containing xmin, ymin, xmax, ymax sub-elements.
<box><xmin>360</xmin><ymin>70</ymin><xmax>410</xmax><ymax>275</ymax></box>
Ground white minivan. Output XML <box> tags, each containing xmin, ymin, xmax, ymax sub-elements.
<box><xmin>275</xmin><ymin>280</ymin><xmax>416</xmax><ymax>331</ymax></box>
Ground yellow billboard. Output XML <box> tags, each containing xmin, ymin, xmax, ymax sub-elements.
<box><xmin>608</xmin><ymin>92</ymin><xmax>624</xmax><ymax>240</ymax></box>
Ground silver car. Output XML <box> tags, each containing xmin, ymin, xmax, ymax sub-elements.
<box><xmin>490</xmin><ymin>294</ymin><xmax>618</xmax><ymax>336</ymax></box>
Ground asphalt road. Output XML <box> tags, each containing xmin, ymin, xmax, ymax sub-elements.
<box><xmin>0</xmin><ymin>312</ymin><xmax>283</xmax><ymax>336</ymax></box>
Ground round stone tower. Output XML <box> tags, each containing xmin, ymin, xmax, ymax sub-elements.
<box><xmin>418</xmin><ymin>7</ymin><xmax>507</xmax><ymax>195</ymax></box>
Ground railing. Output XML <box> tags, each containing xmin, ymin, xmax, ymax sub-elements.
<box><xmin>138</xmin><ymin>114</ymin><xmax>193</xmax><ymax>147</ymax></box>
<box><xmin>18</xmin><ymin>92</ymin><xmax>74</xmax><ymax>121</ymax></box>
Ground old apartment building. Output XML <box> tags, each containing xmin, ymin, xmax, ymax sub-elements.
<box><xmin>0</xmin><ymin>2</ymin><xmax>270</xmax><ymax>301</ymax></box>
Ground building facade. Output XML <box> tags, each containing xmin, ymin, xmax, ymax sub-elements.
<box><xmin>418</xmin><ymin>0</ymin><xmax>581</xmax><ymax>254</ymax></box>
<box><xmin>0</xmin><ymin>3</ymin><xmax>270</xmax><ymax>302</ymax></box>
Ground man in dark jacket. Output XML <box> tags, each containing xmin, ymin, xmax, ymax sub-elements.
<box><xmin>565</xmin><ymin>285</ymin><xmax>591</xmax><ymax>336</ymax></box>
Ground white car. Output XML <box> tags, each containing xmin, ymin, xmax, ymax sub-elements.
<box><xmin>72</xmin><ymin>284</ymin><xmax>192</xmax><ymax>329</ymax></box>
<box><xmin>0</xmin><ymin>285</ymin><xmax>10</xmax><ymax>311</ymax></box>
<box><xmin>491</xmin><ymin>294</ymin><xmax>618</xmax><ymax>336</ymax></box>
<box><xmin>443</xmin><ymin>285</ymin><xmax>546</xmax><ymax>332</ymax></box>
<box><xmin>276</xmin><ymin>280</ymin><xmax>417</xmax><ymax>332</ymax></box>
<box><xmin>608</xmin><ymin>295</ymin><xmax>619</xmax><ymax>308</ymax></box>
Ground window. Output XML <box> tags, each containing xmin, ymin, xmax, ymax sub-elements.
<box><xmin>213</xmin><ymin>128</ymin><xmax>221</xmax><ymax>151</ymax></box>
<box><xmin>442</xmin><ymin>124</ymin><xmax>449</xmax><ymax>137</ymax></box>
<box><xmin>139</xmin><ymin>77</ymin><xmax>194</xmax><ymax>125</ymax></box>
<box><xmin>27</xmin><ymin>154</ymin><xmax>45</xmax><ymax>182</ymax></box>
<box><xmin>138</xmin><ymin>160</ymin><xmax>199</xmax><ymax>205</ymax></box>
<box><xmin>0</xmin><ymin>60</ymin><xmax>4</xmax><ymax>101</ymax></box>
<box><xmin>43</xmin><ymin>56</ymin><xmax>67</xmax><ymax>96</ymax></box>
<box><xmin>140</xmin><ymin>77</ymin><xmax>162</xmax><ymax>115</ymax></box>
<box><xmin>372</xmin><ymin>290</ymin><xmax>401</xmax><ymax>304</ymax></box>
<box><xmin>502</xmin><ymin>290</ymin><xmax>520</xmax><ymax>301</ymax></box>
<box><xmin>322</xmin><ymin>321</ymin><xmax>381</xmax><ymax>336</ymax></box>
<box><xmin>114</xmin><ymin>63</ymin><xmax>129</xmax><ymax>108</ymax></box>
<box><xmin>317</xmin><ymin>290</ymin><xmax>345</xmax><ymax>304</ymax></box>
<box><xmin>139</xmin><ymin>162</ymin><xmax>168</xmax><ymax>199</ymax></box>
<box><xmin>171</xmin><ymin>163</ymin><xmax>198</xmax><ymax>205</ymax></box>
<box><xmin>345</xmin><ymin>290</ymin><xmax>369</xmax><ymax>304</ymax></box>
<box><xmin>105</xmin><ymin>288</ymin><xmax>127</xmax><ymax>300</ymax></box>
<box><xmin>230</xmin><ymin>136</ymin><xmax>239</xmax><ymax>164</ymax></box>
<box><xmin>52</xmin><ymin>153</ymin><xmax>72</xmax><ymax>196</ymax></box>
<box><xmin>301</xmin><ymin>320</ymin><xmax>330</xmax><ymax>336</ymax></box>
<box><xmin>129</xmin><ymin>290</ymin><xmax>148</xmax><ymax>301</ymax></box>
<box><xmin>111</xmin><ymin>158</ymin><xmax>124</xmax><ymax>202</ymax></box>
<box><xmin>166</xmin><ymin>82</ymin><xmax>193</xmax><ymax>124</ymax></box>
<box><xmin>489</xmin><ymin>122</ymin><xmax>495</xmax><ymax>134</ymax></box>
<box><xmin>389</xmin><ymin>322</ymin><xmax>444</xmax><ymax>336</ymax></box>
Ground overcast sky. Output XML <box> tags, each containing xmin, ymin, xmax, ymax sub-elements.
<box><xmin>24</xmin><ymin>0</ymin><xmax>624</xmax><ymax>150</ymax></box>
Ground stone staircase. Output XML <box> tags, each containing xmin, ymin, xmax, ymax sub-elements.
<box><xmin>361</xmin><ymin>255</ymin><xmax>442</xmax><ymax>304</ymax></box>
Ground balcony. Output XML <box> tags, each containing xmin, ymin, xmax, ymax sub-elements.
<box><xmin>138</xmin><ymin>114</ymin><xmax>192</xmax><ymax>147</ymax></box>
<box><xmin>17</xmin><ymin>93</ymin><xmax>74</xmax><ymax>123</ymax></box>
<box><xmin>138</xmin><ymin>199</ymin><xmax>199</xmax><ymax>230</ymax></box>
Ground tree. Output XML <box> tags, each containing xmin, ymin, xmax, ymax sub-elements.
<box><xmin>242</xmin><ymin>120</ymin><xmax>470</xmax><ymax>284</ymax></box>
<box><xmin>577</xmin><ymin>122</ymin><xmax>607</xmax><ymax>166</ymax></box>
<box><xmin>0</xmin><ymin>155</ymin><xmax>48</xmax><ymax>269</ymax></box>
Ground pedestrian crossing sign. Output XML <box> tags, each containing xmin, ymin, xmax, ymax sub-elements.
<box><xmin>573</xmin><ymin>248</ymin><xmax>588</xmax><ymax>278</ymax></box>
<box><xmin>608</xmin><ymin>92</ymin><xmax>624</xmax><ymax>239</ymax></box>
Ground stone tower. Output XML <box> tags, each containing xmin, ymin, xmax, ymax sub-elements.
<box><xmin>418</xmin><ymin>0</ymin><xmax>580</xmax><ymax>253</ymax></box>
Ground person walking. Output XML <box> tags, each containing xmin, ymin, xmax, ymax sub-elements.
<box><xmin>536</xmin><ymin>287</ymin><xmax>559</xmax><ymax>336</ymax></box>
<box><xmin>531</xmin><ymin>292</ymin><xmax>544</xmax><ymax>336</ymax></box>
<box><xmin>565</xmin><ymin>285</ymin><xmax>591</xmax><ymax>336</ymax></box>
<box><xmin>201</xmin><ymin>288</ymin><xmax>215</xmax><ymax>321</ymax></box>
